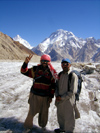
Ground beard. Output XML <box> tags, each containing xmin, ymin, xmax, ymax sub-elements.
<box><xmin>63</xmin><ymin>67</ymin><xmax>69</xmax><ymax>72</ymax></box>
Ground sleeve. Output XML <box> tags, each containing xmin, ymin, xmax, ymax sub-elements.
<box><xmin>20</xmin><ymin>62</ymin><xmax>35</xmax><ymax>78</ymax></box>
<box><xmin>55</xmin><ymin>80</ymin><xmax>59</xmax><ymax>97</ymax></box>
<box><xmin>50</xmin><ymin>77</ymin><xmax>56</xmax><ymax>98</ymax></box>
<box><xmin>67</xmin><ymin>73</ymin><xmax>78</xmax><ymax>98</ymax></box>
<box><xmin>55</xmin><ymin>72</ymin><xmax>62</xmax><ymax>97</ymax></box>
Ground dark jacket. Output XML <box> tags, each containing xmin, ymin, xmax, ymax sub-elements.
<box><xmin>21</xmin><ymin>62</ymin><xmax>55</xmax><ymax>98</ymax></box>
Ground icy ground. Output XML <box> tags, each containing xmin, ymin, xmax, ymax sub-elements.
<box><xmin>0</xmin><ymin>61</ymin><xmax>100</xmax><ymax>133</ymax></box>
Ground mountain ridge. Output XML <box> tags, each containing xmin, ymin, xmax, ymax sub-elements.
<box><xmin>32</xmin><ymin>29</ymin><xmax>100</xmax><ymax>62</ymax></box>
<box><xmin>0</xmin><ymin>32</ymin><xmax>40</xmax><ymax>62</ymax></box>
<box><xmin>0</xmin><ymin>30</ymin><xmax>100</xmax><ymax>62</ymax></box>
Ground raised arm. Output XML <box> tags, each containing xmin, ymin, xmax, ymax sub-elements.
<box><xmin>20</xmin><ymin>54</ymin><xmax>35</xmax><ymax>78</ymax></box>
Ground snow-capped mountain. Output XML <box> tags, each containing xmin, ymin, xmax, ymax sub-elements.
<box><xmin>13</xmin><ymin>35</ymin><xmax>33</xmax><ymax>49</ymax></box>
<box><xmin>48</xmin><ymin>29</ymin><xmax>85</xmax><ymax>48</ymax></box>
<box><xmin>32</xmin><ymin>29</ymin><xmax>100</xmax><ymax>62</ymax></box>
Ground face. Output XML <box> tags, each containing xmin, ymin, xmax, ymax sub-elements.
<box><xmin>61</xmin><ymin>62</ymin><xmax>71</xmax><ymax>72</ymax></box>
<box><xmin>41</xmin><ymin>60</ymin><xmax>49</xmax><ymax>68</ymax></box>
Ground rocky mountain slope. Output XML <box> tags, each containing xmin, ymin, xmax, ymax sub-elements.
<box><xmin>32</xmin><ymin>29</ymin><xmax>100</xmax><ymax>62</ymax></box>
<box><xmin>0</xmin><ymin>32</ymin><xmax>40</xmax><ymax>61</ymax></box>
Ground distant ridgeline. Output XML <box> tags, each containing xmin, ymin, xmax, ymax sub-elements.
<box><xmin>31</xmin><ymin>29</ymin><xmax>100</xmax><ymax>62</ymax></box>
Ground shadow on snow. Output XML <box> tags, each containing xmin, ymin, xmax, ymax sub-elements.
<box><xmin>0</xmin><ymin>117</ymin><xmax>54</xmax><ymax>133</ymax></box>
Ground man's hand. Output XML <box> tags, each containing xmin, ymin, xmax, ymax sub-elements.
<box><xmin>25</xmin><ymin>54</ymin><xmax>33</xmax><ymax>64</ymax></box>
<box><xmin>56</xmin><ymin>96</ymin><xmax>61</xmax><ymax>102</ymax></box>
<box><xmin>48</xmin><ymin>97</ymin><xmax>52</xmax><ymax>103</ymax></box>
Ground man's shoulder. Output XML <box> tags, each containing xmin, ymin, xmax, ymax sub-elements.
<box><xmin>71</xmin><ymin>72</ymin><xmax>77</xmax><ymax>77</ymax></box>
<box><xmin>70</xmin><ymin>71</ymin><xmax>78</xmax><ymax>80</ymax></box>
<box><xmin>58</xmin><ymin>71</ymin><xmax>63</xmax><ymax>76</ymax></box>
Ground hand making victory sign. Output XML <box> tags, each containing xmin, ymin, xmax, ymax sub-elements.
<box><xmin>25</xmin><ymin>54</ymin><xmax>33</xmax><ymax>64</ymax></box>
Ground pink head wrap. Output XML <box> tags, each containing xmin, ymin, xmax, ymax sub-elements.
<box><xmin>48</xmin><ymin>62</ymin><xmax>58</xmax><ymax>81</ymax></box>
<box><xmin>40</xmin><ymin>54</ymin><xmax>58</xmax><ymax>80</ymax></box>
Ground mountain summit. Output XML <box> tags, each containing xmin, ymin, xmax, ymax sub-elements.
<box><xmin>32</xmin><ymin>29</ymin><xmax>100</xmax><ymax>62</ymax></box>
<box><xmin>13</xmin><ymin>35</ymin><xmax>33</xmax><ymax>49</ymax></box>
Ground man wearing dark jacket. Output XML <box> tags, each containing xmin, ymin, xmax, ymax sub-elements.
<box><xmin>21</xmin><ymin>54</ymin><xmax>56</xmax><ymax>131</ymax></box>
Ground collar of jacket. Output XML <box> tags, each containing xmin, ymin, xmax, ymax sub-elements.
<box><xmin>62</xmin><ymin>70</ymin><xmax>71</xmax><ymax>74</ymax></box>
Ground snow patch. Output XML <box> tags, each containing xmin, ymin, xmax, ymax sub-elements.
<box><xmin>0</xmin><ymin>61</ymin><xmax>100</xmax><ymax>133</ymax></box>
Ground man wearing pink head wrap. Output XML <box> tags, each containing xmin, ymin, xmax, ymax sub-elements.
<box><xmin>21</xmin><ymin>54</ymin><xmax>57</xmax><ymax>132</ymax></box>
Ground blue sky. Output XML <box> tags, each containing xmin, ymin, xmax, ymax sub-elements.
<box><xmin>0</xmin><ymin>0</ymin><xmax>100</xmax><ymax>47</ymax></box>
